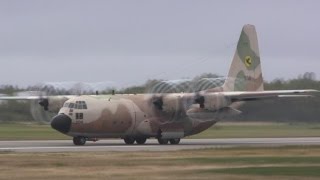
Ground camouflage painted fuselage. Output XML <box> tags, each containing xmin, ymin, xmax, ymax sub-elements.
<box><xmin>59</xmin><ymin>93</ymin><xmax>232</xmax><ymax>139</ymax></box>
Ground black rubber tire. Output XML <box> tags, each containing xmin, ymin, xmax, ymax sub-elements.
<box><xmin>124</xmin><ymin>137</ymin><xmax>135</xmax><ymax>144</ymax></box>
<box><xmin>136</xmin><ymin>138</ymin><xmax>147</xmax><ymax>145</ymax></box>
<box><xmin>157</xmin><ymin>138</ymin><xmax>169</xmax><ymax>145</ymax></box>
<box><xmin>169</xmin><ymin>138</ymin><xmax>181</xmax><ymax>145</ymax></box>
<box><xmin>73</xmin><ymin>136</ymin><xmax>86</xmax><ymax>146</ymax></box>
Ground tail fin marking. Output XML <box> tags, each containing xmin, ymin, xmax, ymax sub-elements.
<box><xmin>223</xmin><ymin>24</ymin><xmax>264</xmax><ymax>92</ymax></box>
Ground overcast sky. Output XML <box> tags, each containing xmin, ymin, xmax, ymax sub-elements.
<box><xmin>0</xmin><ymin>0</ymin><xmax>319</xmax><ymax>88</ymax></box>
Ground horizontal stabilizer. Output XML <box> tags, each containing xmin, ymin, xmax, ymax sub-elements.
<box><xmin>0</xmin><ymin>95</ymin><xmax>75</xmax><ymax>100</ymax></box>
<box><xmin>221</xmin><ymin>89</ymin><xmax>319</xmax><ymax>102</ymax></box>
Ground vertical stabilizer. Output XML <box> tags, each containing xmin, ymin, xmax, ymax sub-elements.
<box><xmin>222</xmin><ymin>24</ymin><xmax>264</xmax><ymax>92</ymax></box>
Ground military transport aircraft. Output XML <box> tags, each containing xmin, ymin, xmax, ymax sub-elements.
<box><xmin>0</xmin><ymin>24</ymin><xmax>318</xmax><ymax>145</ymax></box>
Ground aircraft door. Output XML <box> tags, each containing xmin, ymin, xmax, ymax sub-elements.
<box><xmin>119</xmin><ymin>100</ymin><xmax>149</xmax><ymax>137</ymax></box>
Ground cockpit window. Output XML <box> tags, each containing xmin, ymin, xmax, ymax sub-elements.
<box><xmin>69</xmin><ymin>103</ymin><xmax>75</xmax><ymax>108</ymax></box>
<box><xmin>63</xmin><ymin>103</ymin><xmax>69</xmax><ymax>107</ymax></box>
<box><xmin>63</xmin><ymin>101</ymin><xmax>88</xmax><ymax>109</ymax></box>
<box><xmin>67</xmin><ymin>101</ymin><xmax>88</xmax><ymax>109</ymax></box>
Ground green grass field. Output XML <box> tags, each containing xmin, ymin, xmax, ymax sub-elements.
<box><xmin>192</xmin><ymin>122</ymin><xmax>320</xmax><ymax>139</ymax></box>
<box><xmin>1</xmin><ymin>146</ymin><xmax>320</xmax><ymax>179</ymax></box>
<box><xmin>0</xmin><ymin>122</ymin><xmax>68</xmax><ymax>140</ymax></box>
<box><xmin>0</xmin><ymin>122</ymin><xmax>320</xmax><ymax>140</ymax></box>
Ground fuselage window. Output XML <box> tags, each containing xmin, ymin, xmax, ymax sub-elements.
<box><xmin>76</xmin><ymin>113</ymin><xmax>83</xmax><ymax>119</ymax></box>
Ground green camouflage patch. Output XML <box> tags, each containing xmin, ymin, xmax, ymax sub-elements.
<box><xmin>237</xmin><ymin>31</ymin><xmax>260</xmax><ymax>70</ymax></box>
<box><xmin>234</xmin><ymin>71</ymin><xmax>246</xmax><ymax>91</ymax></box>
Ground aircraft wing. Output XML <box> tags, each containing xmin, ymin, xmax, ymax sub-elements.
<box><xmin>0</xmin><ymin>95</ymin><xmax>75</xmax><ymax>100</ymax></box>
<box><xmin>221</xmin><ymin>89</ymin><xmax>319</xmax><ymax>102</ymax></box>
<box><xmin>0</xmin><ymin>95</ymin><xmax>75</xmax><ymax>112</ymax></box>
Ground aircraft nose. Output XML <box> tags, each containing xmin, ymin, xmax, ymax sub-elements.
<box><xmin>51</xmin><ymin>114</ymin><xmax>72</xmax><ymax>134</ymax></box>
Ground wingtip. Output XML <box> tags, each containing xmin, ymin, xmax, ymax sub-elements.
<box><xmin>306</xmin><ymin>89</ymin><xmax>320</xmax><ymax>93</ymax></box>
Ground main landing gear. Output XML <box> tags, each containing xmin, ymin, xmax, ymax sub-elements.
<box><xmin>157</xmin><ymin>138</ymin><xmax>181</xmax><ymax>145</ymax></box>
<box><xmin>123</xmin><ymin>137</ymin><xmax>180</xmax><ymax>145</ymax></box>
<box><xmin>123</xmin><ymin>137</ymin><xmax>148</xmax><ymax>145</ymax></box>
<box><xmin>123</xmin><ymin>137</ymin><xmax>135</xmax><ymax>144</ymax></box>
<box><xmin>136</xmin><ymin>138</ymin><xmax>147</xmax><ymax>144</ymax></box>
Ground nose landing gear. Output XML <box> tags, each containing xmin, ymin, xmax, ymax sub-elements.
<box><xmin>73</xmin><ymin>136</ymin><xmax>87</xmax><ymax>145</ymax></box>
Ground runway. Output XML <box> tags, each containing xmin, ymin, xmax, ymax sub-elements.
<box><xmin>1</xmin><ymin>137</ymin><xmax>320</xmax><ymax>152</ymax></box>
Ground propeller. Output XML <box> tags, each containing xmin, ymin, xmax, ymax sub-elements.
<box><xmin>30</xmin><ymin>98</ymin><xmax>55</xmax><ymax>123</ymax></box>
<box><xmin>27</xmin><ymin>81</ymin><xmax>116</xmax><ymax>123</ymax></box>
<box><xmin>38</xmin><ymin>98</ymin><xmax>49</xmax><ymax>111</ymax></box>
<box><xmin>14</xmin><ymin>90</ymin><xmax>54</xmax><ymax>123</ymax></box>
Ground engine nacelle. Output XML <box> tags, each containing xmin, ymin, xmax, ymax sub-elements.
<box><xmin>153</xmin><ymin>94</ymin><xmax>185</xmax><ymax>112</ymax></box>
<box><xmin>202</xmin><ymin>94</ymin><xmax>231</xmax><ymax>111</ymax></box>
<box><xmin>162</xmin><ymin>94</ymin><xmax>183</xmax><ymax>112</ymax></box>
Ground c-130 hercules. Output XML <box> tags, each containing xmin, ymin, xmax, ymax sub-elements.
<box><xmin>1</xmin><ymin>24</ymin><xmax>318</xmax><ymax>145</ymax></box>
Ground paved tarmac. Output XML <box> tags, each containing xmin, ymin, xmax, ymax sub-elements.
<box><xmin>0</xmin><ymin>138</ymin><xmax>320</xmax><ymax>152</ymax></box>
